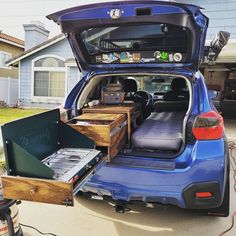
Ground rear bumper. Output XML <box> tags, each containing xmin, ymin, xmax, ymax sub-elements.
<box><xmin>83</xmin><ymin>139</ymin><xmax>228</xmax><ymax>209</ymax></box>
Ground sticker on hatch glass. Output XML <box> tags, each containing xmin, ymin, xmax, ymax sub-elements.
<box><xmin>120</xmin><ymin>52</ymin><xmax>141</xmax><ymax>63</ymax></box>
<box><xmin>133</xmin><ymin>53</ymin><xmax>141</xmax><ymax>63</ymax></box>
<box><xmin>101</xmin><ymin>53</ymin><xmax>119</xmax><ymax>63</ymax></box>
<box><xmin>154</xmin><ymin>51</ymin><xmax>161</xmax><ymax>61</ymax></box>
<box><xmin>154</xmin><ymin>51</ymin><xmax>183</xmax><ymax>62</ymax></box>
<box><xmin>169</xmin><ymin>53</ymin><xmax>174</xmax><ymax>62</ymax></box>
<box><xmin>96</xmin><ymin>55</ymin><xmax>102</xmax><ymax>63</ymax></box>
<box><xmin>93</xmin><ymin>51</ymin><xmax>184</xmax><ymax>64</ymax></box>
<box><xmin>160</xmin><ymin>51</ymin><xmax>169</xmax><ymax>61</ymax></box>
<box><xmin>154</xmin><ymin>51</ymin><xmax>169</xmax><ymax>62</ymax></box>
<box><xmin>120</xmin><ymin>52</ymin><xmax>130</xmax><ymax>63</ymax></box>
<box><xmin>173</xmin><ymin>53</ymin><xmax>183</xmax><ymax>62</ymax></box>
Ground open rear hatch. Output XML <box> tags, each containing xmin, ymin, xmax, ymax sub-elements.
<box><xmin>47</xmin><ymin>0</ymin><xmax>209</xmax><ymax>72</ymax></box>
<box><xmin>1</xmin><ymin>109</ymin><xmax>105</xmax><ymax>206</ymax></box>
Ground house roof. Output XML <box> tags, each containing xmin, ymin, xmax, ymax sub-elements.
<box><xmin>6</xmin><ymin>33</ymin><xmax>65</xmax><ymax>66</ymax></box>
<box><xmin>216</xmin><ymin>39</ymin><xmax>236</xmax><ymax>63</ymax></box>
<box><xmin>0</xmin><ymin>32</ymin><xmax>24</xmax><ymax>48</ymax></box>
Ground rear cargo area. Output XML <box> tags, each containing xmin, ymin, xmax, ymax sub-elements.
<box><xmin>76</xmin><ymin>74</ymin><xmax>191</xmax><ymax>157</ymax></box>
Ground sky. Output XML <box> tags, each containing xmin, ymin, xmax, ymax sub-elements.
<box><xmin>0</xmin><ymin>0</ymin><xmax>111</xmax><ymax>40</ymax></box>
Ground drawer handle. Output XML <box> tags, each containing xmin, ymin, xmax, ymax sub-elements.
<box><xmin>29</xmin><ymin>188</ymin><xmax>36</xmax><ymax>196</ymax></box>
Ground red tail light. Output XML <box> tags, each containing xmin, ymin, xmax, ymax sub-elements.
<box><xmin>195</xmin><ymin>192</ymin><xmax>213</xmax><ymax>198</ymax></box>
<box><xmin>192</xmin><ymin>111</ymin><xmax>224</xmax><ymax>140</ymax></box>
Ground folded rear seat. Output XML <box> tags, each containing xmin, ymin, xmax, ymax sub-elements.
<box><xmin>153</xmin><ymin>100</ymin><xmax>189</xmax><ymax>112</ymax></box>
<box><xmin>131</xmin><ymin>112</ymin><xmax>185</xmax><ymax>151</ymax></box>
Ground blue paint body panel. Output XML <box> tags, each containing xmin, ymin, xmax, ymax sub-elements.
<box><xmin>82</xmin><ymin>137</ymin><xmax>226</xmax><ymax>208</ymax></box>
<box><xmin>48</xmin><ymin>1</ymin><xmax>228</xmax><ymax>210</ymax></box>
<box><xmin>84</xmin><ymin>140</ymin><xmax>225</xmax><ymax>207</ymax></box>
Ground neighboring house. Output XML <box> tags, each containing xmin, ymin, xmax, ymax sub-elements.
<box><xmin>0</xmin><ymin>32</ymin><xmax>24</xmax><ymax>106</ymax></box>
<box><xmin>178</xmin><ymin>0</ymin><xmax>236</xmax><ymax>89</ymax></box>
<box><xmin>7</xmin><ymin>22</ymin><xmax>81</xmax><ymax>108</ymax></box>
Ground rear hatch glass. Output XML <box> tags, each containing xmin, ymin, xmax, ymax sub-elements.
<box><xmin>80</xmin><ymin>23</ymin><xmax>190</xmax><ymax>64</ymax></box>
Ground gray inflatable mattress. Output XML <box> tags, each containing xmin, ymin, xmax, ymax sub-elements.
<box><xmin>131</xmin><ymin>112</ymin><xmax>185</xmax><ymax>151</ymax></box>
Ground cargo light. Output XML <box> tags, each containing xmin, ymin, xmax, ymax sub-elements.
<box><xmin>195</xmin><ymin>192</ymin><xmax>213</xmax><ymax>198</ymax></box>
<box><xmin>192</xmin><ymin>111</ymin><xmax>224</xmax><ymax>140</ymax></box>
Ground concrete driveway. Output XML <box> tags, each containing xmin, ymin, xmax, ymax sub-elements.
<box><xmin>7</xmin><ymin>120</ymin><xmax>236</xmax><ymax>235</ymax></box>
<box><xmin>19</xmin><ymin>176</ymin><xmax>236</xmax><ymax>236</ymax></box>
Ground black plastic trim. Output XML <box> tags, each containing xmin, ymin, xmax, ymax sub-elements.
<box><xmin>136</xmin><ymin>7</ymin><xmax>152</xmax><ymax>16</ymax></box>
<box><xmin>183</xmin><ymin>181</ymin><xmax>222</xmax><ymax>209</ymax></box>
<box><xmin>61</xmin><ymin>14</ymin><xmax>192</xmax><ymax>33</ymax></box>
<box><xmin>16</xmin><ymin>227</ymin><xmax>23</xmax><ymax>236</ymax></box>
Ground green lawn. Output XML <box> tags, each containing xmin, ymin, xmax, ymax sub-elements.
<box><xmin>0</xmin><ymin>108</ymin><xmax>48</xmax><ymax>125</ymax></box>
<box><xmin>0</xmin><ymin>108</ymin><xmax>48</xmax><ymax>171</ymax></box>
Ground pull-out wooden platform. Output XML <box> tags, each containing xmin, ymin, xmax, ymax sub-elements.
<box><xmin>1</xmin><ymin>109</ymin><xmax>105</xmax><ymax>206</ymax></box>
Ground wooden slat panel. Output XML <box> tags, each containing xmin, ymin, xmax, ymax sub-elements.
<box><xmin>75</xmin><ymin>113</ymin><xmax>126</xmax><ymax>133</ymax></box>
<box><xmin>1</xmin><ymin>175</ymin><xmax>74</xmax><ymax>206</ymax></box>
<box><xmin>83</xmin><ymin>104</ymin><xmax>135</xmax><ymax>113</ymax></box>
<box><xmin>70</xmin><ymin>124</ymin><xmax>110</xmax><ymax>146</ymax></box>
<box><xmin>109</xmin><ymin>126</ymin><xmax>127</xmax><ymax>159</ymax></box>
<box><xmin>110</xmin><ymin>114</ymin><xmax>126</xmax><ymax>130</ymax></box>
<box><xmin>75</xmin><ymin>113</ymin><xmax>124</xmax><ymax>121</ymax></box>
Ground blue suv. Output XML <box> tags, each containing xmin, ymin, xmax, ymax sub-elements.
<box><xmin>48</xmin><ymin>1</ymin><xmax>230</xmax><ymax>216</ymax></box>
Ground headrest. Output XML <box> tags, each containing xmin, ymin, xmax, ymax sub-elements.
<box><xmin>171</xmin><ymin>78</ymin><xmax>186</xmax><ymax>92</ymax></box>
<box><xmin>123</xmin><ymin>79</ymin><xmax>138</xmax><ymax>93</ymax></box>
<box><xmin>154</xmin><ymin>100</ymin><xmax>189</xmax><ymax>112</ymax></box>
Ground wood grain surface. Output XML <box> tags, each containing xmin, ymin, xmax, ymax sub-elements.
<box><xmin>1</xmin><ymin>175</ymin><xmax>74</xmax><ymax>206</ymax></box>
<box><xmin>82</xmin><ymin>104</ymin><xmax>136</xmax><ymax>113</ymax></box>
<box><xmin>70</xmin><ymin>124</ymin><xmax>110</xmax><ymax>146</ymax></box>
<box><xmin>68</xmin><ymin>112</ymin><xmax>127</xmax><ymax>159</ymax></box>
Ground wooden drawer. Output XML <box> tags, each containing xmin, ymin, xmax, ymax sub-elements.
<box><xmin>68</xmin><ymin>113</ymin><xmax>127</xmax><ymax>158</ymax></box>
<box><xmin>82</xmin><ymin>104</ymin><xmax>141</xmax><ymax>144</ymax></box>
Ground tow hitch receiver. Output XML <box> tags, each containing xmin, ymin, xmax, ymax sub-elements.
<box><xmin>114</xmin><ymin>201</ymin><xmax>131</xmax><ymax>214</ymax></box>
